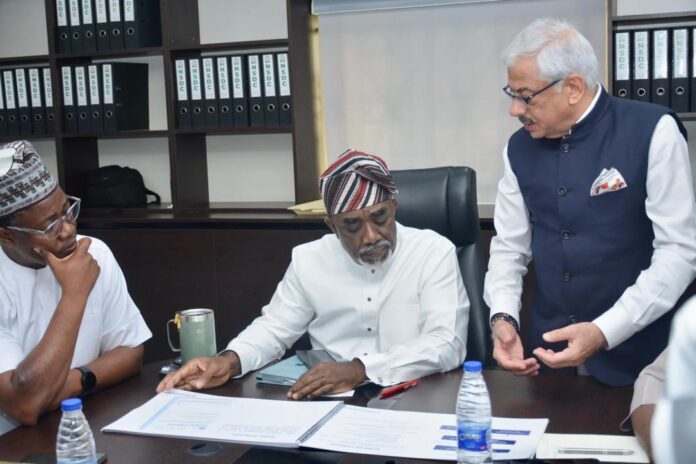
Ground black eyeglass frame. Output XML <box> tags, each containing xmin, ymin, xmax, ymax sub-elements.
<box><xmin>502</xmin><ymin>79</ymin><xmax>562</xmax><ymax>106</ymax></box>
<box><xmin>5</xmin><ymin>195</ymin><xmax>81</xmax><ymax>240</ymax></box>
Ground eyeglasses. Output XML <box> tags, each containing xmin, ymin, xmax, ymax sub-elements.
<box><xmin>502</xmin><ymin>79</ymin><xmax>561</xmax><ymax>106</ymax></box>
<box><xmin>5</xmin><ymin>196</ymin><xmax>81</xmax><ymax>240</ymax></box>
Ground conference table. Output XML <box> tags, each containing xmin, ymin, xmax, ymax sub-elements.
<box><xmin>0</xmin><ymin>362</ymin><xmax>633</xmax><ymax>463</ymax></box>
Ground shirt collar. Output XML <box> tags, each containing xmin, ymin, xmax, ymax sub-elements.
<box><xmin>574</xmin><ymin>83</ymin><xmax>602</xmax><ymax>125</ymax></box>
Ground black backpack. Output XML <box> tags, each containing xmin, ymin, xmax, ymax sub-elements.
<box><xmin>85</xmin><ymin>165</ymin><xmax>161</xmax><ymax>207</ymax></box>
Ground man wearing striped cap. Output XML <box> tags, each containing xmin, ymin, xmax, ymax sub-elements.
<box><xmin>0</xmin><ymin>141</ymin><xmax>151</xmax><ymax>432</ymax></box>
<box><xmin>159</xmin><ymin>149</ymin><xmax>469</xmax><ymax>399</ymax></box>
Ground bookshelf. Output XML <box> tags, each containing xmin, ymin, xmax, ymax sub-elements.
<box><xmin>0</xmin><ymin>0</ymin><xmax>322</xmax><ymax>222</ymax></box>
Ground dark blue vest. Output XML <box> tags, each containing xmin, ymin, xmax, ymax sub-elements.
<box><xmin>507</xmin><ymin>90</ymin><xmax>689</xmax><ymax>386</ymax></box>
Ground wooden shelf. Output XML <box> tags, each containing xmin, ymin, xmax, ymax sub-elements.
<box><xmin>0</xmin><ymin>55</ymin><xmax>50</xmax><ymax>65</ymax></box>
<box><xmin>171</xmin><ymin>39</ymin><xmax>288</xmax><ymax>54</ymax></box>
<box><xmin>0</xmin><ymin>134</ymin><xmax>56</xmax><ymax>143</ymax></box>
<box><xmin>678</xmin><ymin>112</ymin><xmax>696</xmax><ymax>122</ymax></box>
<box><xmin>54</xmin><ymin>47</ymin><xmax>163</xmax><ymax>60</ymax></box>
<box><xmin>613</xmin><ymin>11</ymin><xmax>696</xmax><ymax>26</ymax></box>
<box><xmin>175</xmin><ymin>126</ymin><xmax>292</xmax><ymax>136</ymax></box>
<box><xmin>61</xmin><ymin>130</ymin><xmax>169</xmax><ymax>139</ymax></box>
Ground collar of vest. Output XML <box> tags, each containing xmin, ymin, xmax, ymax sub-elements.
<box><xmin>568</xmin><ymin>86</ymin><xmax>610</xmax><ymax>137</ymax></box>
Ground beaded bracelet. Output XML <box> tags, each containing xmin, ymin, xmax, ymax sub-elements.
<box><xmin>490</xmin><ymin>312</ymin><xmax>519</xmax><ymax>332</ymax></box>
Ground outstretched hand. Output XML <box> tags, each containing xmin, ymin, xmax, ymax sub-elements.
<box><xmin>533</xmin><ymin>322</ymin><xmax>607</xmax><ymax>369</ymax></box>
<box><xmin>156</xmin><ymin>352</ymin><xmax>240</xmax><ymax>393</ymax></box>
<box><xmin>492</xmin><ymin>320</ymin><xmax>540</xmax><ymax>376</ymax></box>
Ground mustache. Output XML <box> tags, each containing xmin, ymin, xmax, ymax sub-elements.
<box><xmin>518</xmin><ymin>115</ymin><xmax>535</xmax><ymax>125</ymax></box>
<box><xmin>359</xmin><ymin>239</ymin><xmax>392</xmax><ymax>255</ymax></box>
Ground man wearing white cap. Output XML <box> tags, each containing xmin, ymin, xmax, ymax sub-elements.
<box><xmin>0</xmin><ymin>141</ymin><xmax>151</xmax><ymax>430</ymax></box>
<box><xmin>158</xmin><ymin>149</ymin><xmax>469</xmax><ymax>399</ymax></box>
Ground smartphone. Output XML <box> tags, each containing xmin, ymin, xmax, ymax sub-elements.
<box><xmin>22</xmin><ymin>451</ymin><xmax>107</xmax><ymax>463</ymax></box>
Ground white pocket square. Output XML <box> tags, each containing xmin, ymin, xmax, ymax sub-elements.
<box><xmin>590</xmin><ymin>167</ymin><xmax>627</xmax><ymax>197</ymax></box>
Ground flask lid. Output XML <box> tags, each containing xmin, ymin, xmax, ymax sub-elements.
<box><xmin>463</xmin><ymin>360</ymin><xmax>482</xmax><ymax>372</ymax></box>
<box><xmin>61</xmin><ymin>398</ymin><xmax>83</xmax><ymax>411</ymax></box>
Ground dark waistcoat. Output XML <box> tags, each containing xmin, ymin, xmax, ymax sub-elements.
<box><xmin>507</xmin><ymin>89</ymin><xmax>689</xmax><ymax>386</ymax></box>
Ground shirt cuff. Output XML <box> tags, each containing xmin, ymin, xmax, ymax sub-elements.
<box><xmin>592</xmin><ymin>306</ymin><xmax>635</xmax><ymax>350</ymax></box>
<box><xmin>487</xmin><ymin>296</ymin><xmax>521</xmax><ymax>328</ymax></box>
<box><xmin>224</xmin><ymin>341</ymin><xmax>257</xmax><ymax>378</ymax></box>
<box><xmin>356</xmin><ymin>353</ymin><xmax>398</xmax><ymax>386</ymax></box>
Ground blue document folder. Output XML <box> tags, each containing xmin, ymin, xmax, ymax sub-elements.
<box><xmin>256</xmin><ymin>355</ymin><xmax>308</xmax><ymax>386</ymax></box>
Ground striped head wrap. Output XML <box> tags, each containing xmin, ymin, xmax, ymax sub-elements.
<box><xmin>0</xmin><ymin>140</ymin><xmax>57</xmax><ymax>218</ymax></box>
<box><xmin>320</xmin><ymin>149</ymin><xmax>398</xmax><ymax>216</ymax></box>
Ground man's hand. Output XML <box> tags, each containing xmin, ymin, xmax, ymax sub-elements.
<box><xmin>42</xmin><ymin>238</ymin><xmax>100</xmax><ymax>300</ymax></box>
<box><xmin>533</xmin><ymin>322</ymin><xmax>607</xmax><ymax>368</ymax></box>
<box><xmin>156</xmin><ymin>352</ymin><xmax>240</xmax><ymax>393</ymax></box>
<box><xmin>492</xmin><ymin>320</ymin><xmax>540</xmax><ymax>376</ymax></box>
<box><xmin>288</xmin><ymin>360</ymin><xmax>366</xmax><ymax>400</ymax></box>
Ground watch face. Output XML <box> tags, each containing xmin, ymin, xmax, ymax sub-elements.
<box><xmin>80</xmin><ymin>367</ymin><xmax>97</xmax><ymax>392</ymax></box>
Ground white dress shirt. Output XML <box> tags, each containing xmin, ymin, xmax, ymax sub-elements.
<box><xmin>227</xmin><ymin>222</ymin><xmax>469</xmax><ymax>386</ymax></box>
<box><xmin>484</xmin><ymin>86</ymin><xmax>696</xmax><ymax>349</ymax></box>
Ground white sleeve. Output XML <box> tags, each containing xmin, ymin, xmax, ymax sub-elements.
<box><xmin>483</xmin><ymin>144</ymin><xmax>533</xmax><ymax>326</ymax></box>
<box><xmin>357</xmin><ymin>244</ymin><xmax>469</xmax><ymax>385</ymax></box>
<box><xmin>0</xmin><ymin>290</ymin><xmax>24</xmax><ymax>374</ymax></box>
<box><xmin>593</xmin><ymin>115</ymin><xmax>696</xmax><ymax>349</ymax></box>
<box><xmin>226</xmin><ymin>257</ymin><xmax>315</xmax><ymax>376</ymax></box>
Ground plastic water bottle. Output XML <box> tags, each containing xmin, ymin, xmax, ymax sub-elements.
<box><xmin>456</xmin><ymin>360</ymin><xmax>492</xmax><ymax>464</ymax></box>
<box><xmin>56</xmin><ymin>398</ymin><xmax>97</xmax><ymax>464</ymax></box>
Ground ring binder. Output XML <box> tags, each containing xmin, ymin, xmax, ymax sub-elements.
<box><xmin>68</xmin><ymin>0</ymin><xmax>83</xmax><ymax>52</ymax></box>
<box><xmin>217</xmin><ymin>56</ymin><xmax>234</xmax><ymax>128</ymax></box>
<box><xmin>175</xmin><ymin>59</ymin><xmax>191</xmax><ymax>129</ymax></box>
<box><xmin>29</xmin><ymin>68</ymin><xmax>47</xmax><ymax>135</ymax></box>
<box><xmin>61</xmin><ymin>66</ymin><xmax>78</xmax><ymax>133</ymax></box>
<box><xmin>247</xmin><ymin>54</ymin><xmax>264</xmax><ymax>127</ymax></box>
<box><xmin>277</xmin><ymin>52</ymin><xmax>292</xmax><ymax>126</ymax></box>
<box><xmin>613</xmin><ymin>31</ymin><xmax>630</xmax><ymax>99</ymax></box>
<box><xmin>56</xmin><ymin>0</ymin><xmax>72</xmax><ymax>53</ymax></box>
<box><xmin>42</xmin><ymin>68</ymin><xmax>56</xmax><ymax>134</ymax></box>
<box><xmin>188</xmin><ymin>58</ymin><xmax>205</xmax><ymax>129</ymax></box>
<box><xmin>95</xmin><ymin>0</ymin><xmax>110</xmax><ymax>50</ymax></box>
<box><xmin>75</xmin><ymin>66</ymin><xmax>90</xmax><ymax>133</ymax></box>
<box><xmin>262</xmin><ymin>53</ymin><xmax>279</xmax><ymax>126</ymax></box>
<box><xmin>651</xmin><ymin>29</ymin><xmax>670</xmax><ymax>108</ymax></box>
<box><xmin>15</xmin><ymin>68</ymin><xmax>33</xmax><ymax>135</ymax></box>
<box><xmin>671</xmin><ymin>28</ymin><xmax>689</xmax><ymax>113</ymax></box>
<box><xmin>108</xmin><ymin>0</ymin><xmax>124</xmax><ymax>49</ymax></box>
<box><xmin>202</xmin><ymin>57</ymin><xmax>219</xmax><ymax>128</ymax></box>
<box><xmin>88</xmin><ymin>64</ymin><xmax>103</xmax><ymax>133</ymax></box>
<box><xmin>632</xmin><ymin>31</ymin><xmax>650</xmax><ymax>102</ymax></box>
<box><xmin>3</xmin><ymin>70</ymin><xmax>20</xmax><ymax>136</ymax></box>
<box><xmin>0</xmin><ymin>77</ymin><xmax>7</xmax><ymax>136</ymax></box>
<box><xmin>231</xmin><ymin>55</ymin><xmax>248</xmax><ymax>127</ymax></box>
<box><xmin>81</xmin><ymin>0</ymin><xmax>98</xmax><ymax>52</ymax></box>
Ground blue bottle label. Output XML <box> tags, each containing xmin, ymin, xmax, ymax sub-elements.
<box><xmin>457</xmin><ymin>423</ymin><xmax>490</xmax><ymax>451</ymax></box>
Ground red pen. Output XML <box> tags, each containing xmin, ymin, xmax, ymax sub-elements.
<box><xmin>379</xmin><ymin>379</ymin><xmax>419</xmax><ymax>399</ymax></box>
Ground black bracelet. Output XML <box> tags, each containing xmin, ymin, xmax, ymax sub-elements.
<box><xmin>490</xmin><ymin>312</ymin><xmax>519</xmax><ymax>332</ymax></box>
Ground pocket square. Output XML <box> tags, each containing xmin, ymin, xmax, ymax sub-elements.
<box><xmin>590</xmin><ymin>167</ymin><xmax>627</xmax><ymax>197</ymax></box>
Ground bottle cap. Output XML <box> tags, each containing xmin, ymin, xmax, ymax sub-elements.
<box><xmin>61</xmin><ymin>398</ymin><xmax>83</xmax><ymax>411</ymax></box>
<box><xmin>463</xmin><ymin>360</ymin><xmax>482</xmax><ymax>372</ymax></box>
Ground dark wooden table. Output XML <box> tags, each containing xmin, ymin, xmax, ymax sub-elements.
<box><xmin>0</xmin><ymin>363</ymin><xmax>632</xmax><ymax>463</ymax></box>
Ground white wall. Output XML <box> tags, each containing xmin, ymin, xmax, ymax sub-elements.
<box><xmin>616</xmin><ymin>0</ymin><xmax>696</xmax><ymax>16</ymax></box>
<box><xmin>199</xmin><ymin>0</ymin><xmax>287</xmax><ymax>44</ymax></box>
<box><xmin>0</xmin><ymin>0</ymin><xmax>47</xmax><ymax>58</ymax></box>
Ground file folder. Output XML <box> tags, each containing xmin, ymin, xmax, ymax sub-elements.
<box><xmin>108</xmin><ymin>0</ymin><xmax>124</xmax><ymax>49</ymax></box>
<box><xmin>261</xmin><ymin>53</ymin><xmax>279</xmax><ymax>126</ymax></box>
<box><xmin>62</xmin><ymin>66</ymin><xmax>78</xmax><ymax>133</ymax></box>
<box><xmin>247</xmin><ymin>54</ymin><xmax>264</xmax><ymax>127</ymax></box>
<box><xmin>613</xmin><ymin>31</ymin><xmax>630</xmax><ymax>99</ymax></box>
<box><xmin>123</xmin><ymin>0</ymin><xmax>162</xmax><ymax>49</ymax></box>
<box><xmin>15</xmin><ymin>68</ymin><xmax>33</xmax><ymax>135</ymax></box>
<box><xmin>0</xmin><ymin>79</ymin><xmax>7</xmax><ymax>136</ymax></box>
<box><xmin>276</xmin><ymin>52</ymin><xmax>291</xmax><ymax>126</ymax></box>
<box><xmin>202</xmin><ymin>57</ymin><xmax>219</xmax><ymax>128</ymax></box>
<box><xmin>43</xmin><ymin>68</ymin><xmax>56</xmax><ymax>134</ymax></box>
<box><xmin>74</xmin><ymin>66</ymin><xmax>90</xmax><ymax>132</ymax></box>
<box><xmin>68</xmin><ymin>0</ymin><xmax>83</xmax><ymax>52</ymax></box>
<box><xmin>28</xmin><ymin>68</ymin><xmax>46</xmax><ymax>135</ymax></box>
<box><xmin>56</xmin><ymin>0</ymin><xmax>71</xmax><ymax>53</ymax></box>
<box><xmin>102</xmin><ymin>62</ymin><xmax>149</xmax><ymax>132</ymax></box>
<box><xmin>188</xmin><ymin>58</ymin><xmax>205</xmax><ymax>129</ymax></box>
<box><xmin>95</xmin><ymin>0</ymin><xmax>110</xmax><ymax>50</ymax></box>
<box><xmin>671</xmin><ymin>28</ymin><xmax>689</xmax><ymax>113</ymax></box>
<box><xmin>692</xmin><ymin>28</ymin><xmax>696</xmax><ymax>112</ymax></box>
<box><xmin>216</xmin><ymin>56</ymin><xmax>233</xmax><ymax>128</ymax></box>
<box><xmin>88</xmin><ymin>64</ymin><xmax>103</xmax><ymax>133</ymax></box>
<box><xmin>651</xmin><ymin>29</ymin><xmax>670</xmax><ymax>108</ymax></box>
<box><xmin>81</xmin><ymin>0</ymin><xmax>98</xmax><ymax>52</ymax></box>
<box><xmin>3</xmin><ymin>71</ymin><xmax>19</xmax><ymax>136</ymax></box>
<box><xmin>230</xmin><ymin>55</ymin><xmax>248</xmax><ymax>127</ymax></box>
<box><xmin>174</xmin><ymin>59</ymin><xmax>191</xmax><ymax>128</ymax></box>
<box><xmin>632</xmin><ymin>30</ymin><xmax>650</xmax><ymax>102</ymax></box>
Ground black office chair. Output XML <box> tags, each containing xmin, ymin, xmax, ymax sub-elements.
<box><xmin>391</xmin><ymin>167</ymin><xmax>492</xmax><ymax>366</ymax></box>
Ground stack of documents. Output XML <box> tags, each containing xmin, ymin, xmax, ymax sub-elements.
<box><xmin>256</xmin><ymin>355</ymin><xmax>308</xmax><ymax>386</ymax></box>
<box><xmin>287</xmin><ymin>199</ymin><xmax>327</xmax><ymax>216</ymax></box>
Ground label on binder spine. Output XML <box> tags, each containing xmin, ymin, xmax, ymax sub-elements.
<box><xmin>189</xmin><ymin>60</ymin><xmax>201</xmax><ymax>100</ymax></box>
<box><xmin>15</xmin><ymin>70</ymin><xmax>28</xmax><ymax>108</ymax></box>
<box><xmin>248</xmin><ymin>56</ymin><xmax>261</xmax><ymax>98</ymax></box>
<box><xmin>262</xmin><ymin>54</ymin><xmax>276</xmax><ymax>97</ymax></box>
<box><xmin>56</xmin><ymin>0</ymin><xmax>68</xmax><ymax>26</ymax></box>
<box><xmin>29</xmin><ymin>69</ymin><xmax>42</xmax><ymax>108</ymax></box>
<box><xmin>203</xmin><ymin>58</ymin><xmax>216</xmax><ymax>99</ymax></box>
<box><xmin>4</xmin><ymin>72</ymin><xmax>16</xmax><ymax>109</ymax></box>
<box><xmin>103</xmin><ymin>64</ymin><xmax>113</xmax><ymax>105</ymax></box>
<box><xmin>82</xmin><ymin>0</ymin><xmax>94</xmax><ymax>24</ymax></box>
<box><xmin>75</xmin><ymin>67</ymin><xmax>87</xmax><ymax>106</ymax></box>
<box><xmin>88</xmin><ymin>65</ymin><xmax>100</xmax><ymax>104</ymax></box>
<box><xmin>124</xmin><ymin>0</ymin><xmax>135</xmax><ymax>21</ymax></box>
<box><xmin>217</xmin><ymin>58</ymin><xmax>230</xmax><ymax>99</ymax></box>
<box><xmin>614</xmin><ymin>32</ymin><xmax>629</xmax><ymax>81</ymax></box>
<box><xmin>634</xmin><ymin>31</ymin><xmax>649</xmax><ymax>80</ymax></box>
<box><xmin>231</xmin><ymin>56</ymin><xmax>244</xmax><ymax>98</ymax></box>
<box><xmin>277</xmin><ymin>53</ymin><xmax>290</xmax><ymax>97</ymax></box>
<box><xmin>62</xmin><ymin>67</ymin><xmax>73</xmax><ymax>106</ymax></box>
<box><xmin>96</xmin><ymin>0</ymin><xmax>108</xmax><ymax>23</ymax></box>
<box><xmin>672</xmin><ymin>29</ymin><xmax>687</xmax><ymax>78</ymax></box>
<box><xmin>43</xmin><ymin>69</ymin><xmax>53</xmax><ymax>107</ymax></box>
<box><xmin>109</xmin><ymin>0</ymin><xmax>121</xmax><ymax>21</ymax></box>
<box><xmin>175</xmin><ymin>60</ymin><xmax>188</xmax><ymax>101</ymax></box>
<box><xmin>68</xmin><ymin>0</ymin><xmax>80</xmax><ymax>26</ymax></box>
<box><xmin>652</xmin><ymin>30</ymin><xmax>668</xmax><ymax>79</ymax></box>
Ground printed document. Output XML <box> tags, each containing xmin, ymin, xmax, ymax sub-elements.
<box><xmin>536</xmin><ymin>434</ymin><xmax>649</xmax><ymax>463</ymax></box>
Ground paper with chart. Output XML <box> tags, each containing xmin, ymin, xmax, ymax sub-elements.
<box><xmin>102</xmin><ymin>389</ymin><xmax>342</xmax><ymax>448</ymax></box>
<box><xmin>301</xmin><ymin>406</ymin><xmax>548</xmax><ymax>461</ymax></box>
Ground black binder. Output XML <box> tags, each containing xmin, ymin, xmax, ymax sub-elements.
<box><xmin>692</xmin><ymin>28</ymin><xmax>696</xmax><ymax>112</ymax></box>
<box><xmin>276</xmin><ymin>52</ymin><xmax>291</xmax><ymax>126</ymax></box>
<box><xmin>216</xmin><ymin>56</ymin><xmax>234</xmax><ymax>128</ymax></box>
<box><xmin>102</xmin><ymin>62</ymin><xmax>149</xmax><ymax>132</ymax></box>
<box><xmin>0</xmin><ymin>78</ymin><xmax>7</xmax><ymax>136</ymax></box>
<box><xmin>123</xmin><ymin>0</ymin><xmax>162</xmax><ymax>49</ymax></box>
<box><xmin>108</xmin><ymin>0</ymin><xmax>124</xmax><ymax>49</ymax></box>
<box><xmin>188</xmin><ymin>58</ymin><xmax>205</xmax><ymax>129</ymax></box>
<box><xmin>56</xmin><ymin>0</ymin><xmax>71</xmax><ymax>53</ymax></box>
<box><xmin>670</xmin><ymin>28</ymin><xmax>690</xmax><ymax>113</ymax></box>
<box><xmin>202</xmin><ymin>57</ymin><xmax>219</xmax><ymax>128</ymax></box>
<box><xmin>261</xmin><ymin>53</ymin><xmax>279</xmax><ymax>126</ymax></box>
<box><xmin>651</xmin><ymin>29</ymin><xmax>670</xmax><ymax>108</ymax></box>
<box><xmin>28</xmin><ymin>68</ymin><xmax>46</xmax><ymax>135</ymax></box>
<box><xmin>3</xmin><ymin>71</ymin><xmax>19</xmax><ymax>136</ymax></box>
<box><xmin>631</xmin><ymin>30</ymin><xmax>651</xmax><ymax>102</ymax></box>
<box><xmin>247</xmin><ymin>54</ymin><xmax>264</xmax><ymax>127</ymax></box>
<box><xmin>74</xmin><ymin>66</ymin><xmax>90</xmax><ymax>132</ymax></box>
<box><xmin>174</xmin><ymin>59</ymin><xmax>191</xmax><ymax>129</ymax></box>
<box><xmin>68</xmin><ymin>0</ymin><xmax>83</xmax><ymax>52</ymax></box>
<box><xmin>81</xmin><ymin>0</ymin><xmax>98</xmax><ymax>52</ymax></box>
<box><xmin>43</xmin><ymin>68</ymin><xmax>56</xmax><ymax>134</ymax></box>
<box><xmin>15</xmin><ymin>69</ymin><xmax>33</xmax><ymax>135</ymax></box>
<box><xmin>95</xmin><ymin>0</ymin><xmax>110</xmax><ymax>50</ymax></box>
<box><xmin>61</xmin><ymin>66</ymin><xmax>78</xmax><ymax>133</ymax></box>
<box><xmin>613</xmin><ymin>31</ymin><xmax>631</xmax><ymax>99</ymax></box>
<box><xmin>230</xmin><ymin>55</ymin><xmax>248</xmax><ymax>127</ymax></box>
<box><xmin>88</xmin><ymin>64</ymin><xmax>104</xmax><ymax>133</ymax></box>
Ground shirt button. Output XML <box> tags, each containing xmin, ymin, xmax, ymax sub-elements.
<box><xmin>562</xmin><ymin>272</ymin><xmax>571</xmax><ymax>282</ymax></box>
<box><xmin>561</xmin><ymin>230</ymin><xmax>571</xmax><ymax>240</ymax></box>
<box><xmin>367</xmin><ymin>297</ymin><xmax>372</xmax><ymax>302</ymax></box>
<box><xmin>364</xmin><ymin>353</ymin><xmax>368</xmax><ymax>356</ymax></box>
<box><xmin>558</xmin><ymin>187</ymin><xmax>568</xmax><ymax>197</ymax></box>
<box><xmin>367</xmin><ymin>327</ymin><xmax>372</xmax><ymax>332</ymax></box>
<box><xmin>561</xmin><ymin>143</ymin><xmax>570</xmax><ymax>153</ymax></box>
<box><xmin>371</xmin><ymin>269</ymin><xmax>375</xmax><ymax>274</ymax></box>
